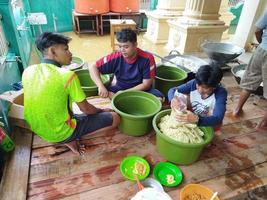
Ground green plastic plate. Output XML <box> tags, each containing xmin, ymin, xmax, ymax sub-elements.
<box><xmin>120</xmin><ymin>156</ymin><xmax>150</xmax><ymax>181</ymax></box>
<box><xmin>153</xmin><ymin>162</ymin><xmax>183</xmax><ymax>187</ymax></box>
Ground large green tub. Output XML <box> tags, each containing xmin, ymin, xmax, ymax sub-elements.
<box><xmin>63</xmin><ymin>56</ymin><xmax>85</xmax><ymax>71</ymax></box>
<box><xmin>75</xmin><ymin>69</ymin><xmax>110</xmax><ymax>97</ymax></box>
<box><xmin>112</xmin><ymin>91</ymin><xmax>162</xmax><ymax>136</ymax></box>
<box><xmin>154</xmin><ymin>65</ymin><xmax>187</xmax><ymax>97</ymax></box>
<box><xmin>153</xmin><ymin>109</ymin><xmax>214</xmax><ymax>165</ymax></box>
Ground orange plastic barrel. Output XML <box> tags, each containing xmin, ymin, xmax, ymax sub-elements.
<box><xmin>75</xmin><ymin>0</ymin><xmax>109</xmax><ymax>14</ymax></box>
<box><xmin>110</xmin><ymin>0</ymin><xmax>139</xmax><ymax>13</ymax></box>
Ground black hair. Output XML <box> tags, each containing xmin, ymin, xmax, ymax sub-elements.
<box><xmin>195</xmin><ymin>64</ymin><xmax>223</xmax><ymax>87</ymax></box>
<box><xmin>116</xmin><ymin>28</ymin><xmax>137</xmax><ymax>43</ymax></box>
<box><xmin>35</xmin><ymin>32</ymin><xmax>71</xmax><ymax>53</ymax></box>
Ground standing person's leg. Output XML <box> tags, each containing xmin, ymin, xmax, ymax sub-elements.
<box><xmin>233</xmin><ymin>47</ymin><xmax>264</xmax><ymax>116</ymax></box>
<box><xmin>62</xmin><ymin>112</ymin><xmax>120</xmax><ymax>154</ymax></box>
<box><xmin>256</xmin><ymin>54</ymin><xmax>267</xmax><ymax>130</ymax></box>
<box><xmin>232</xmin><ymin>89</ymin><xmax>251</xmax><ymax>116</ymax></box>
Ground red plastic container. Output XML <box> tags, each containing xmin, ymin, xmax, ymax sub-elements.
<box><xmin>110</xmin><ymin>0</ymin><xmax>139</xmax><ymax>13</ymax></box>
<box><xmin>0</xmin><ymin>126</ymin><xmax>15</xmax><ymax>152</ymax></box>
<box><xmin>75</xmin><ymin>0</ymin><xmax>109</xmax><ymax>14</ymax></box>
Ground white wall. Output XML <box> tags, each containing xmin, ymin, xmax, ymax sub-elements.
<box><xmin>233</xmin><ymin>0</ymin><xmax>267</xmax><ymax>48</ymax></box>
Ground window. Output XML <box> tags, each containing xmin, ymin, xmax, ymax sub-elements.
<box><xmin>0</xmin><ymin>15</ymin><xmax>8</xmax><ymax>57</ymax></box>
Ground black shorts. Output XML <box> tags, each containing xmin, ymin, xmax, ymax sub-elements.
<box><xmin>61</xmin><ymin>112</ymin><xmax>113</xmax><ymax>143</ymax></box>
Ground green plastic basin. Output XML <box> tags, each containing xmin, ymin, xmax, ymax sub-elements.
<box><xmin>152</xmin><ymin>109</ymin><xmax>214</xmax><ymax>165</ymax></box>
<box><xmin>63</xmin><ymin>56</ymin><xmax>85</xmax><ymax>71</ymax></box>
<box><xmin>154</xmin><ymin>65</ymin><xmax>187</xmax><ymax>97</ymax></box>
<box><xmin>75</xmin><ymin>69</ymin><xmax>110</xmax><ymax>97</ymax></box>
<box><xmin>112</xmin><ymin>91</ymin><xmax>162</xmax><ymax>136</ymax></box>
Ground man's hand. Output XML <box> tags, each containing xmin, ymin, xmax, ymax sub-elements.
<box><xmin>175</xmin><ymin>110</ymin><xmax>199</xmax><ymax>124</ymax></box>
<box><xmin>98</xmin><ymin>85</ymin><xmax>109</xmax><ymax>98</ymax></box>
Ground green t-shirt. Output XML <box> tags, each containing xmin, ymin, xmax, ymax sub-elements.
<box><xmin>22</xmin><ymin>63</ymin><xmax>86</xmax><ymax>143</ymax></box>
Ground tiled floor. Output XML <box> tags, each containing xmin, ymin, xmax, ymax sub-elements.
<box><xmin>29</xmin><ymin>31</ymin><xmax>253</xmax><ymax>67</ymax></box>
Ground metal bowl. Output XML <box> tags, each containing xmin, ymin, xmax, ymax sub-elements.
<box><xmin>201</xmin><ymin>42</ymin><xmax>244</xmax><ymax>63</ymax></box>
<box><xmin>162</xmin><ymin>50</ymin><xmax>208</xmax><ymax>73</ymax></box>
<box><xmin>231</xmin><ymin>64</ymin><xmax>247</xmax><ymax>84</ymax></box>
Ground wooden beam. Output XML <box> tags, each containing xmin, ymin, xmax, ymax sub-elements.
<box><xmin>27</xmin><ymin>129</ymin><xmax>267</xmax><ymax>199</ymax></box>
<box><xmin>0</xmin><ymin>127</ymin><xmax>33</xmax><ymax>200</ymax></box>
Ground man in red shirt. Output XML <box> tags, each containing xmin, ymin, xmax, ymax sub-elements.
<box><xmin>89</xmin><ymin>28</ymin><xmax>164</xmax><ymax>101</ymax></box>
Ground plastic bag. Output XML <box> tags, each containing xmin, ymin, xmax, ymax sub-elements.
<box><xmin>131</xmin><ymin>188</ymin><xmax>172</xmax><ymax>200</ymax></box>
<box><xmin>172</xmin><ymin>90</ymin><xmax>187</xmax><ymax>112</ymax></box>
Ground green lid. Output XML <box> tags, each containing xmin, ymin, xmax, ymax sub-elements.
<box><xmin>120</xmin><ymin>156</ymin><xmax>150</xmax><ymax>181</ymax></box>
<box><xmin>153</xmin><ymin>162</ymin><xmax>183</xmax><ymax>187</ymax></box>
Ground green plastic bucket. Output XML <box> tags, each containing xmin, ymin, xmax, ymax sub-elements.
<box><xmin>112</xmin><ymin>91</ymin><xmax>162</xmax><ymax>136</ymax></box>
<box><xmin>152</xmin><ymin>109</ymin><xmax>214</xmax><ymax>165</ymax></box>
<box><xmin>63</xmin><ymin>56</ymin><xmax>85</xmax><ymax>71</ymax></box>
<box><xmin>75</xmin><ymin>69</ymin><xmax>110</xmax><ymax>97</ymax></box>
<box><xmin>154</xmin><ymin>65</ymin><xmax>187</xmax><ymax>97</ymax></box>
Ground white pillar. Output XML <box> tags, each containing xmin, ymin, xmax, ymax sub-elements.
<box><xmin>157</xmin><ymin>0</ymin><xmax>185</xmax><ymax>16</ymax></box>
<box><xmin>232</xmin><ymin>0</ymin><xmax>267</xmax><ymax>49</ymax></box>
<box><xmin>166</xmin><ymin>0</ymin><xmax>227</xmax><ymax>54</ymax></box>
<box><xmin>144</xmin><ymin>0</ymin><xmax>186</xmax><ymax>44</ymax></box>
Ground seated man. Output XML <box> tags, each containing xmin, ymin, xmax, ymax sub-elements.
<box><xmin>22</xmin><ymin>32</ymin><xmax>120</xmax><ymax>155</ymax></box>
<box><xmin>89</xmin><ymin>28</ymin><xmax>164</xmax><ymax>100</ymax></box>
<box><xmin>168</xmin><ymin>65</ymin><xmax>227</xmax><ymax>131</ymax></box>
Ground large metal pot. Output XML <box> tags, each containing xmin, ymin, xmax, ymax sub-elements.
<box><xmin>201</xmin><ymin>42</ymin><xmax>244</xmax><ymax>64</ymax></box>
<box><xmin>155</xmin><ymin>50</ymin><xmax>208</xmax><ymax>73</ymax></box>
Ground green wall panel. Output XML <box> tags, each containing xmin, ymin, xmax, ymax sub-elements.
<box><xmin>12</xmin><ymin>5</ymin><xmax>32</xmax><ymax>68</ymax></box>
<box><xmin>28</xmin><ymin>0</ymin><xmax>74</xmax><ymax>34</ymax></box>
<box><xmin>0</xmin><ymin>0</ymin><xmax>31</xmax><ymax>70</ymax></box>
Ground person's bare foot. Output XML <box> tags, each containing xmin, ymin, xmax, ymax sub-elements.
<box><xmin>76</xmin><ymin>139</ymin><xmax>86</xmax><ymax>154</ymax></box>
<box><xmin>64</xmin><ymin>140</ymin><xmax>86</xmax><ymax>155</ymax></box>
<box><xmin>232</xmin><ymin>107</ymin><xmax>243</xmax><ymax>117</ymax></box>
<box><xmin>256</xmin><ymin>119</ymin><xmax>267</xmax><ymax>132</ymax></box>
<box><xmin>108</xmin><ymin>91</ymin><xmax>115</xmax><ymax>99</ymax></box>
<box><xmin>256</xmin><ymin>125</ymin><xmax>267</xmax><ymax>132</ymax></box>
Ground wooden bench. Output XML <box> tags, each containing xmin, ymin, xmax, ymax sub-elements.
<box><xmin>72</xmin><ymin>10</ymin><xmax>99</xmax><ymax>36</ymax></box>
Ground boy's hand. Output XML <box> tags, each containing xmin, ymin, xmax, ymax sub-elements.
<box><xmin>175</xmin><ymin>110</ymin><xmax>199</xmax><ymax>124</ymax></box>
<box><xmin>98</xmin><ymin>85</ymin><xmax>109</xmax><ymax>98</ymax></box>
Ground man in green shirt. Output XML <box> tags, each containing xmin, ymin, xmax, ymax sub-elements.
<box><xmin>22</xmin><ymin>32</ymin><xmax>120</xmax><ymax>155</ymax></box>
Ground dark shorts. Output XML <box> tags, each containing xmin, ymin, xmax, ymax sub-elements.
<box><xmin>61</xmin><ymin>112</ymin><xmax>113</xmax><ymax>143</ymax></box>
